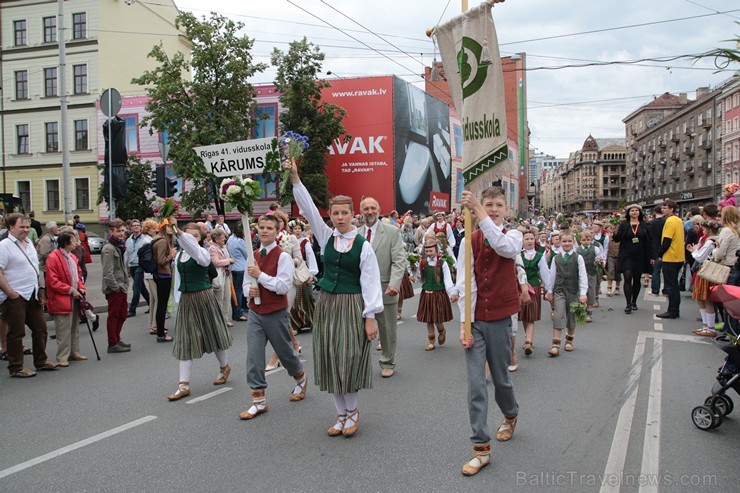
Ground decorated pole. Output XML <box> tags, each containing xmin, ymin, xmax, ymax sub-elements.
<box><xmin>428</xmin><ymin>0</ymin><xmax>513</xmax><ymax>343</ymax></box>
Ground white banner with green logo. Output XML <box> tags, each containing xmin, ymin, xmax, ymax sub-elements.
<box><xmin>433</xmin><ymin>2</ymin><xmax>513</xmax><ymax>193</ymax></box>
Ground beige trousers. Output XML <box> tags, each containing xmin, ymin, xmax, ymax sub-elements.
<box><xmin>54</xmin><ymin>302</ymin><xmax>79</xmax><ymax>362</ymax></box>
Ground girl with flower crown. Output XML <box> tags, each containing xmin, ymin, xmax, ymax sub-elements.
<box><xmin>289</xmin><ymin>219</ymin><xmax>317</xmax><ymax>333</ymax></box>
<box><xmin>413</xmin><ymin>239</ymin><xmax>457</xmax><ymax>351</ymax></box>
<box><xmin>687</xmin><ymin>220</ymin><xmax>721</xmax><ymax>336</ymax></box>
<box><xmin>719</xmin><ymin>183</ymin><xmax>739</xmax><ymax>209</ymax></box>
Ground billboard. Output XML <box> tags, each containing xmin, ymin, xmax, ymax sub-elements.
<box><xmin>392</xmin><ymin>78</ymin><xmax>451</xmax><ymax>214</ymax></box>
<box><xmin>322</xmin><ymin>77</ymin><xmax>395</xmax><ymax>212</ymax></box>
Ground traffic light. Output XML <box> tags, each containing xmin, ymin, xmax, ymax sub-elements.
<box><xmin>155</xmin><ymin>166</ymin><xmax>166</xmax><ymax>197</ymax></box>
<box><xmin>166</xmin><ymin>177</ymin><xmax>178</xmax><ymax>197</ymax></box>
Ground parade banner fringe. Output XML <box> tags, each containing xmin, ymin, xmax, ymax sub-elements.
<box><xmin>433</xmin><ymin>1</ymin><xmax>514</xmax><ymax>194</ymax></box>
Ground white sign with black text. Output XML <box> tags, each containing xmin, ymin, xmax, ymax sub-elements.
<box><xmin>194</xmin><ymin>138</ymin><xmax>273</xmax><ymax>178</ymax></box>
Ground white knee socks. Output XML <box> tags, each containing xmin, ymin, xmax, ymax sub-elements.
<box><xmin>707</xmin><ymin>311</ymin><xmax>716</xmax><ymax>328</ymax></box>
<box><xmin>700</xmin><ymin>308</ymin><xmax>707</xmax><ymax>327</ymax></box>
<box><xmin>179</xmin><ymin>360</ymin><xmax>193</xmax><ymax>385</ymax></box>
<box><xmin>215</xmin><ymin>350</ymin><xmax>228</xmax><ymax>368</ymax></box>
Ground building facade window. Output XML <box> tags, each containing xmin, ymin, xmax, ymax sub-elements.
<box><xmin>15</xmin><ymin>71</ymin><xmax>28</xmax><ymax>100</ymax></box>
<box><xmin>45</xmin><ymin>122</ymin><xmax>59</xmax><ymax>152</ymax></box>
<box><xmin>73</xmin><ymin>65</ymin><xmax>87</xmax><ymax>94</ymax></box>
<box><xmin>253</xmin><ymin>105</ymin><xmax>277</xmax><ymax>138</ymax></box>
<box><xmin>43</xmin><ymin>16</ymin><xmax>56</xmax><ymax>43</ymax></box>
<box><xmin>72</xmin><ymin>13</ymin><xmax>87</xmax><ymax>39</ymax></box>
<box><xmin>17</xmin><ymin>181</ymin><xmax>31</xmax><ymax>212</ymax></box>
<box><xmin>75</xmin><ymin>178</ymin><xmax>90</xmax><ymax>210</ymax></box>
<box><xmin>46</xmin><ymin>180</ymin><xmax>61</xmax><ymax>211</ymax></box>
<box><xmin>123</xmin><ymin>116</ymin><xmax>139</xmax><ymax>152</ymax></box>
<box><xmin>74</xmin><ymin>120</ymin><xmax>88</xmax><ymax>150</ymax></box>
<box><xmin>44</xmin><ymin>67</ymin><xmax>58</xmax><ymax>97</ymax></box>
<box><xmin>16</xmin><ymin>125</ymin><xmax>30</xmax><ymax>154</ymax></box>
<box><xmin>14</xmin><ymin>20</ymin><xmax>27</xmax><ymax>46</ymax></box>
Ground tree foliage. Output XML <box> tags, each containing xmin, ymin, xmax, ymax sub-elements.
<box><xmin>269</xmin><ymin>38</ymin><xmax>347</xmax><ymax>209</ymax></box>
<box><xmin>131</xmin><ymin>12</ymin><xmax>266</xmax><ymax>217</ymax></box>
<box><xmin>96</xmin><ymin>156</ymin><xmax>155</xmax><ymax>221</ymax></box>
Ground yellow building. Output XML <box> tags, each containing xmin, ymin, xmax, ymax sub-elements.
<box><xmin>0</xmin><ymin>0</ymin><xmax>191</xmax><ymax>227</ymax></box>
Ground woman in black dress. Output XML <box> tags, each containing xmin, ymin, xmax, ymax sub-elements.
<box><xmin>613</xmin><ymin>204</ymin><xmax>653</xmax><ymax>313</ymax></box>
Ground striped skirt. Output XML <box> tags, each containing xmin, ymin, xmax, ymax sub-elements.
<box><xmin>518</xmin><ymin>287</ymin><xmax>542</xmax><ymax>323</ymax></box>
<box><xmin>400</xmin><ymin>274</ymin><xmax>415</xmax><ymax>300</ymax></box>
<box><xmin>312</xmin><ymin>291</ymin><xmax>372</xmax><ymax>394</ymax></box>
<box><xmin>172</xmin><ymin>288</ymin><xmax>233</xmax><ymax>361</ymax></box>
<box><xmin>692</xmin><ymin>274</ymin><xmax>715</xmax><ymax>301</ymax></box>
<box><xmin>290</xmin><ymin>282</ymin><xmax>315</xmax><ymax>331</ymax></box>
<box><xmin>417</xmin><ymin>289</ymin><xmax>453</xmax><ymax>323</ymax></box>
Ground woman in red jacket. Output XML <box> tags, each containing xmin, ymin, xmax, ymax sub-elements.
<box><xmin>46</xmin><ymin>231</ymin><xmax>87</xmax><ymax>366</ymax></box>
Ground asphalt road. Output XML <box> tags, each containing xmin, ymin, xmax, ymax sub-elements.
<box><xmin>1</xmin><ymin>277</ymin><xmax>738</xmax><ymax>492</ymax></box>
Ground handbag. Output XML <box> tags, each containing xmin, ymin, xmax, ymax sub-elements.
<box><xmin>293</xmin><ymin>259</ymin><xmax>311</xmax><ymax>286</ymax></box>
<box><xmin>211</xmin><ymin>264</ymin><xmax>225</xmax><ymax>289</ymax></box>
<box><xmin>697</xmin><ymin>260</ymin><xmax>731</xmax><ymax>285</ymax></box>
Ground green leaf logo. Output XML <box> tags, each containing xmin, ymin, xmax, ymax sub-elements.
<box><xmin>457</xmin><ymin>37</ymin><xmax>488</xmax><ymax>100</ymax></box>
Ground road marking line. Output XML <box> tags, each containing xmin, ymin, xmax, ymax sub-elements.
<box><xmin>600</xmin><ymin>332</ymin><xmax>646</xmax><ymax>493</ymax></box>
<box><xmin>652</xmin><ymin>314</ymin><xmax>659</xmax><ymax>320</ymax></box>
<box><xmin>640</xmin><ymin>339</ymin><xmax>662</xmax><ymax>493</ymax></box>
<box><xmin>186</xmin><ymin>387</ymin><xmax>233</xmax><ymax>404</ymax></box>
<box><xmin>653</xmin><ymin>323</ymin><xmax>663</xmax><ymax>332</ymax></box>
<box><xmin>653</xmin><ymin>304</ymin><xmax>660</xmax><ymax>310</ymax></box>
<box><xmin>0</xmin><ymin>416</ymin><xmax>157</xmax><ymax>480</ymax></box>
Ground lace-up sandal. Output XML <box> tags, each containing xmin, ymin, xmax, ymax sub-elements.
<box><xmin>496</xmin><ymin>415</ymin><xmax>518</xmax><ymax>442</ymax></box>
<box><xmin>437</xmin><ymin>327</ymin><xmax>447</xmax><ymax>345</ymax></box>
<box><xmin>564</xmin><ymin>335</ymin><xmax>575</xmax><ymax>352</ymax></box>
<box><xmin>425</xmin><ymin>335</ymin><xmax>435</xmax><ymax>351</ymax></box>
<box><xmin>548</xmin><ymin>338</ymin><xmax>561</xmax><ymax>357</ymax></box>
<box><xmin>167</xmin><ymin>382</ymin><xmax>190</xmax><ymax>401</ymax></box>
<box><xmin>290</xmin><ymin>372</ymin><xmax>307</xmax><ymax>401</ymax></box>
<box><xmin>214</xmin><ymin>364</ymin><xmax>232</xmax><ymax>385</ymax></box>
<box><xmin>240</xmin><ymin>389</ymin><xmax>269</xmax><ymax>420</ymax></box>
<box><xmin>461</xmin><ymin>443</ymin><xmax>491</xmax><ymax>476</ymax></box>
<box><xmin>342</xmin><ymin>408</ymin><xmax>360</xmax><ymax>437</ymax></box>
<box><xmin>328</xmin><ymin>415</ymin><xmax>347</xmax><ymax>436</ymax></box>
<box><xmin>522</xmin><ymin>341</ymin><xmax>533</xmax><ymax>356</ymax></box>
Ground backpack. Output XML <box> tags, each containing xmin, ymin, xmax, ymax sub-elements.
<box><xmin>138</xmin><ymin>237</ymin><xmax>164</xmax><ymax>274</ymax></box>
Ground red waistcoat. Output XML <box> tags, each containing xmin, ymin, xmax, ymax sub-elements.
<box><xmin>471</xmin><ymin>229</ymin><xmax>520</xmax><ymax>321</ymax></box>
<box><xmin>248</xmin><ymin>246</ymin><xmax>288</xmax><ymax>315</ymax></box>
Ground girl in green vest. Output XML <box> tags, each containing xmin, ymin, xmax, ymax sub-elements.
<box><xmin>413</xmin><ymin>240</ymin><xmax>457</xmax><ymax>351</ymax></box>
<box><xmin>519</xmin><ymin>230</ymin><xmax>552</xmax><ymax>357</ymax></box>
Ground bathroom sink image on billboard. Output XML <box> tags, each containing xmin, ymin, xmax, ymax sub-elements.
<box><xmin>398</xmin><ymin>141</ymin><xmax>432</xmax><ymax>205</ymax></box>
<box><xmin>433</xmin><ymin>133</ymin><xmax>451</xmax><ymax>179</ymax></box>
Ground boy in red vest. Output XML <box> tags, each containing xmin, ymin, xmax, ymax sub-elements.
<box><xmin>456</xmin><ymin>188</ymin><xmax>523</xmax><ymax>476</ymax></box>
<box><xmin>239</xmin><ymin>215</ymin><xmax>307</xmax><ymax>420</ymax></box>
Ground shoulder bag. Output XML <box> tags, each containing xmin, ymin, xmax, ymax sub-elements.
<box><xmin>697</xmin><ymin>259</ymin><xmax>730</xmax><ymax>285</ymax></box>
<box><xmin>293</xmin><ymin>258</ymin><xmax>311</xmax><ymax>286</ymax></box>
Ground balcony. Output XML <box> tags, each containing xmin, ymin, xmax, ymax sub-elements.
<box><xmin>639</xmin><ymin>150</ymin><xmax>646</xmax><ymax>157</ymax></box>
<box><xmin>658</xmin><ymin>140</ymin><xmax>666</xmax><ymax>148</ymax></box>
<box><xmin>702</xmin><ymin>119</ymin><xmax>712</xmax><ymax>128</ymax></box>
<box><xmin>671</xmin><ymin>133</ymin><xmax>680</xmax><ymax>142</ymax></box>
<box><xmin>687</xmin><ymin>166</ymin><xmax>695</xmax><ymax>175</ymax></box>
<box><xmin>702</xmin><ymin>140</ymin><xmax>712</xmax><ymax>150</ymax></box>
<box><xmin>683</xmin><ymin>145</ymin><xmax>695</xmax><ymax>156</ymax></box>
<box><xmin>659</xmin><ymin>158</ymin><xmax>666</xmax><ymax>165</ymax></box>
<box><xmin>670</xmin><ymin>152</ymin><xmax>679</xmax><ymax>161</ymax></box>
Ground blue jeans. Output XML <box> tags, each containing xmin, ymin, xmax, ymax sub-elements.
<box><xmin>662</xmin><ymin>261</ymin><xmax>682</xmax><ymax>316</ymax></box>
<box><xmin>128</xmin><ymin>265</ymin><xmax>150</xmax><ymax>313</ymax></box>
<box><xmin>651</xmin><ymin>258</ymin><xmax>663</xmax><ymax>294</ymax></box>
<box><xmin>231</xmin><ymin>270</ymin><xmax>245</xmax><ymax>320</ymax></box>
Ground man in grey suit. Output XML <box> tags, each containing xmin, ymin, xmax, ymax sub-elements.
<box><xmin>358</xmin><ymin>197</ymin><xmax>407</xmax><ymax>378</ymax></box>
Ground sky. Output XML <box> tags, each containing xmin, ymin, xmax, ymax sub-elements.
<box><xmin>171</xmin><ymin>0</ymin><xmax>740</xmax><ymax>158</ymax></box>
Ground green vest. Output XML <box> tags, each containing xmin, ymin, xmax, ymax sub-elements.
<box><xmin>577</xmin><ymin>246</ymin><xmax>597</xmax><ymax>276</ymax></box>
<box><xmin>521</xmin><ymin>251</ymin><xmax>544</xmax><ymax>286</ymax></box>
<box><xmin>177</xmin><ymin>256</ymin><xmax>211</xmax><ymax>293</ymax></box>
<box><xmin>317</xmin><ymin>234</ymin><xmax>365</xmax><ymax>294</ymax></box>
<box><xmin>554</xmin><ymin>252</ymin><xmax>580</xmax><ymax>294</ymax></box>
<box><xmin>593</xmin><ymin>234</ymin><xmax>605</xmax><ymax>247</ymax></box>
<box><xmin>421</xmin><ymin>261</ymin><xmax>445</xmax><ymax>291</ymax></box>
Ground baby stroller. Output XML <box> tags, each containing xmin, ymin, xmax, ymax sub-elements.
<box><xmin>690</xmin><ymin>284</ymin><xmax>740</xmax><ymax>430</ymax></box>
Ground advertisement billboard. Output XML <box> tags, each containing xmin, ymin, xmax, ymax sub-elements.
<box><xmin>322</xmin><ymin>77</ymin><xmax>395</xmax><ymax>212</ymax></box>
<box><xmin>392</xmin><ymin>78</ymin><xmax>452</xmax><ymax>214</ymax></box>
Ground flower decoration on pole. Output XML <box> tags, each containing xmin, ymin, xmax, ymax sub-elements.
<box><xmin>219</xmin><ymin>177</ymin><xmax>262</xmax><ymax>216</ymax></box>
<box><xmin>278</xmin><ymin>131</ymin><xmax>309</xmax><ymax>196</ymax></box>
<box><xmin>153</xmin><ymin>196</ymin><xmax>181</xmax><ymax>234</ymax></box>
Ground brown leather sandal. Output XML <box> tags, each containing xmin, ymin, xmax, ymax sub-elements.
<box><xmin>290</xmin><ymin>372</ymin><xmax>307</xmax><ymax>401</ymax></box>
<box><xmin>461</xmin><ymin>443</ymin><xmax>491</xmax><ymax>476</ymax></box>
<box><xmin>522</xmin><ymin>341</ymin><xmax>533</xmax><ymax>356</ymax></box>
<box><xmin>438</xmin><ymin>327</ymin><xmax>447</xmax><ymax>345</ymax></box>
<box><xmin>564</xmin><ymin>334</ymin><xmax>575</xmax><ymax>352</ymax></box>
<box><xmin>342</xmin><ymin>408</ymin><xmax>359</xmax><ymax>436</ymax></box>
<box><xmin>425</xmin><ymin>335</ymin><xmax>435</xmax><ymax>351</ymax></box>
<box><xmin>328</xmin><ymin>415</ymin><xmax>346</xmax><ymax>436</ymax></box>
<box><xmin>213</xmin><ymin>364</ymin><xmax>232</xmax><ymax>385</ymax></box>
<box><xmin>548</xmin><ymin>338</ymin><xmax>561</xmax><ymax>357</ymax></box>
<box><xmin>167</xmin><ymin>382</ymin><xmax>190</xmax><ymax>401</ymax></box>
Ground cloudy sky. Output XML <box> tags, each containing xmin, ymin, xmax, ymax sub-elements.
<box><xmin>173</xmin><ymin>0</ymin><xmax>739</xmax><ymax>158</ymax></box>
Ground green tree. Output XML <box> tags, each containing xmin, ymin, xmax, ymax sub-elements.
<box><xmin>269</xmin><ymin>37</ymin><xmax>347</xmax><ymax>208</ymax></box>
<box><xmin>96</xmin><ymin>156</ymin><xmax>155</xmax><ymax>221</ymax></box>
<box><xmin>132</xmin><ymin>12</ymin><xmax>266</xmax><ymax>217</ymax></box>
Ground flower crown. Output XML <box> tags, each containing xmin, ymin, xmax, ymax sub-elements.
<box><xmin>724</xmin><ymin>183</ymin><xmax>739</xmax><ymax>194</ymax></box>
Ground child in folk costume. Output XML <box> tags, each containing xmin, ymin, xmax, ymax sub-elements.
<box><xmin>688</xmin><ymin>220</ymin><xmax>721</xmax><ymax>337</ymax></box>
<box><xmin>427</xmin><ymin>211</ymin><xmax>456</xmax><ymax>250</ymax></box>
<box><xmin>289</xmin><ymin>220</ymin><xmax>317</xmax><ymax>333</ymax></box>
<box><xmin>519</xmin><ymin>229</ymin><xmax>552</xmax><ymax>357</ymax></box>
<box><xmin>544</xmin><ymin>231</ymin><xmax>588</xmax><ymax>357</ymax></box>
<box><xmin>166</xmin><ymin>221</ymin><xmax>233</xmax><ymax>401</ymax></box>
<box><xmin>239</xmin><ymin>215</ymin><xmax>308</xmax><ymax>420</ymax></box>
<box><xmin>456</xmin><ymin>188</ymin><xmax>522</xmax><ymax>477</ymax></box>
<box><xmin>287</xmin><ymin>160</ymin><xmax>383</xmax><ymax>437</ymax></box>
<box><xmin>397</xmin><ymin>219</ymin><xmax>417</xmax><ymax>320</ymax></box>
<box><xmin>414</xmin><ymin>240</ymin><xmax>457</xmax><ymax>351</ymax></box>
<box><xmin>508</xmin><ymin>252</ymin><xmax>532</xmax><ymax>372</ymax></box>
<box><xmin>590</xmin><ymin>221</ymin><xmax>607</xmax><ymax>305</ymax></box>
<box><xmin>576</xmin><ymin>230</ymin><xmax>604</xmax><ymax>323</ymax></box>
<box><xmin>537</xmin><ymin>231</ymin><xmax>548</xmax><ymax>254</ymax></box>
<box><xmin>605</xmin><ymin>224</ymin><xmax>621</xmax><ymax>296</ymax></box>
<box><xmin>546</xmin><ymin>231</ymin><xmax>562</xmax><ymax>267</ymax></box>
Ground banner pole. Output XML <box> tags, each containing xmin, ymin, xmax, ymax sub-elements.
<box><xmin>461</xmin><ymin>0</ymin><xmax>472</xmax><ymax>345</ymax></box>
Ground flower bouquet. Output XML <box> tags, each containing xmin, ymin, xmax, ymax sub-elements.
<box><xmin>608</xmin><ymin>212</ymin><xmax>623</xmax><ymax>227</ymax></box>
<box><xmin>569</xmin><ymin>301</ymin><xmax>587</xmax><ymax>326</ymax></box>
<box><xmin>219</xmin><ymin>177</ymin><xmax>262</xmax><ymax>216</ymax></box>
<box><xmin>153</xmin><ymin>196</ymin><xmax>180</xmax><ymax>219</ymax></box>
<box><xmin>407</xmin><ymin>253</ymin><xmax>420</xmax><ymax>273</ymax></box>
<box><xmin>278</xmin><ymin>131</ymin><xmax>309</xmax><ymax>197</ymax></box>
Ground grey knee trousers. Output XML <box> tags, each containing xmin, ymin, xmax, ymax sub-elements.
<box><xmin>246</xmin><ymin>308</ymin><xmax>303</xmax><ymax>390</ymax></box>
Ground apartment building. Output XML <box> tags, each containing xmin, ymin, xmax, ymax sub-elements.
<box><xmin>0</xmin><ymin>0</ymin><xmax>190</xmax><ymax>225</ymax></box>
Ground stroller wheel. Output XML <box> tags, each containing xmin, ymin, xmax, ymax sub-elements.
<box><xmin>691</xmin><ymin>405</ymin><xmax>721</xmax><ymax>430</ymax></box>
<box><xmin>704</xmin><ymin>395</ymin><xmax>734</xmax><ymax>416</ymax></box>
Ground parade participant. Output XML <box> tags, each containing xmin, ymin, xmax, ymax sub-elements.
<box><xmin>290</xmin><ymin>220</ymin><xmax>317</xmax><ymax>333</ymax></box>
<box><xmin>427</xmin><ymin>211</ymin><xmax>456</xmax><ymax>250</ymax></box>
<box><xmin>614</xmin><ymin>205</ymin><xmax>653</xmax><ymax>314</ymax></box>
<box><xmin>687</xmin><ymin>220</ymin><xmax>721</xmax><ymax>336</ymax></box>
<box><xmin>546</xmin><ymin>231</ymin><xmax>562</xmax><ymax>266</ymax></box>
<box><xmin>239</xmin><ymin>215</ymin><xmax>307</xmax><ymax>420</ymax></box>
<box><xmin>166</xmin><ymin>220</ymin><xmax>233</xmax><ymax>401</ymax></box>
<box><xmin>398</xmin><ymin>217</ymin><xmax>417</xmax><ymax>320</ymax></box>
<box><xmin>45</xmin><ymin>231</ymin><xmax>87</xmax><ymax>366</ymax></box>
<box><xmin>605</xmin><ymin>224</ymin><xmax>621</xmax><ymax>296</ymax></box>
<box><xmin>537</xmin><ymin>231</ymin><xmax>548</xmax><ymax>254</ymax></box>
<box><xmin>287</xmin><ymin>159</ymin><xmax>383</xmax><ymax>437</ymax></box>
<box><xmin>509</xmin><ymin>253</ymin><xmax>531</xmax><ymax>372</ymax></box>
<box><xmin>452</xmin><ymin>218</ymin><xmax>465</xmax><ymax>259</ymax></box>
<box><xmin>519</xmin><ymin>229</ymin><xmax>551</xmax><ymax>357</ymax></box>
<box><xmin>414</xmin><ymin>240</ymin><xmax>456</xmax><ymax>351</ymax></box>
<box><xmin>357</xmin><ymin>197</ymin><xmax>406</xmax><ymax>378</ymax></box>
<box><xmin>456</xmin><ymin>188</ymin><xmax>522</xmax><ymax>476</ymax></box>
<box><xmin>544</xmin><ymin>231</ymin><xmax>588</xmax><ymax>357</ymax></box>
<box><xmin>576</xmin><ymin>230</ymin><xmax>603</xmax><ymax>323</ymax></box>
